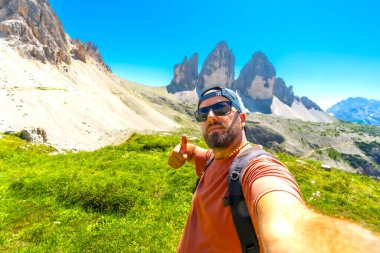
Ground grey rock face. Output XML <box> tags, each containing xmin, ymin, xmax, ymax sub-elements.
<box><xmin>233</xmin><ymin>51</ymin><xmax>276</xmax><ymax>113</ymax></box>
<box><xmin>233</xmin><ymin>51</ymin><xmax>276</xmax><ymax>100</ymax></box>
<box><xmin>197</xmin><ymin>41</ymin><xmax>235</xmax><ymax>94</ymax></box>
<box><xmin>0</xmin><ymin>0</ymin><xmax>109</xmax><ymax>69</ymax></box>
<box><xmin>167</xmin><ymin>53</ymin><xmax>198</xmax><ymax>93</ymax></box>
<box><xmin>273</xmin><ymin>78</ymin><xmax>295</xmax><ymax>107</ymax></box>
<box><xmin>0</xmin><ymin>0</ymin><xmax>71</xmax><ymax>64</ymax></box>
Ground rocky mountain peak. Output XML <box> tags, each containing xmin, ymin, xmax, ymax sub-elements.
<box><xmin>0</xmin><ymin>0</ymin><xmax>109</xmax><ymax>70</ymax></box>
<box><xmin>166</xmin><ymin>53</ymin><xmax>198</xmax><ymax>93</ymax></box>
<box><xmin>233</xmin><ymin>51</ymin><xmax>276</xmax><ymax>100</ymax></box>
<box><xmin>197</xmin><ymin>40</ymin><xmax>235</xmax><ymax>94</ymax></box>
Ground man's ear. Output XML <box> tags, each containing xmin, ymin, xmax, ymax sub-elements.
<box><xmin>240</xmin><ymin>113</ymin><xmax>246</xmax><ymax>127</ymax></box>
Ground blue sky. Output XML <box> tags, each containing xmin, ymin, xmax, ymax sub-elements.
<box><xmin>49</xmin><ymin>0</ymin><xmax>380</xmax><ymax>110</ymax></box>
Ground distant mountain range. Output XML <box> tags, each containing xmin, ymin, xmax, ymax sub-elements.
<box><xmin>327</xmin><ymin>97</ymin><xmax>380</xmax><ymax>126</ymax></box>
<box><xmin>166</xmin><ymin>41</ymin><xmax>333</xmax><ymax>123</ymax></box>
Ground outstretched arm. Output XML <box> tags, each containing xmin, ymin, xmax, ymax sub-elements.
<box><xmin>168</xmin><ymin>134</ymin><xmax>206</xmax><ymax>169</ymax></box>
<box><xmin>257</xmin><ymin>191</ymin><xmax>380</xmax><ymax>253</ymax></box>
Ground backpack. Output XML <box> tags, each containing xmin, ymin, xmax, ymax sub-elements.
<box><xmin>195</xmin><ymin>146</ymin><xmax>271</xmax><ymax>253</ymax></box>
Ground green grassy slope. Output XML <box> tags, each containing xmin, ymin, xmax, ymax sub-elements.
<box><xmin>0</xmin><ymin>132</ymin><xmax>379</xmax><ymax>252</ymax></box>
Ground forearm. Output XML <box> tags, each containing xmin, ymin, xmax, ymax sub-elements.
<box><xmin>257</xmin><ymin>192</ymin><xmax>380</xmax><ymax>253</ymax></box>
<box><xmin>186</xmin><ymin>144</ymin><xmax>207</xmax><ymax>165</ymax></box>
<box><xmin>184</xmin><ymin>143</ymin><xmax>196</xmax><ymax>164</ymax></box>
<box><xmin>296</xmin><ymin>210</ymin><xmax>380</xmax><ymax>253</ymax></box>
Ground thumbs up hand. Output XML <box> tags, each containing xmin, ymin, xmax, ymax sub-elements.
<box><xmin>179</xmin><ymin>135</ymin><xmax>188</xmax><ymax>160</ymax></box>
<box><xmin>168</xmin><ymin>135</ymin><xmax>191</xmax><ymax>169</ymax></box>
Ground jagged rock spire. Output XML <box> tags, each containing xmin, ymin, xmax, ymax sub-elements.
<box><xmin>197</xmin><ymin>41</ymin><xmax>235</xmax><ymax>94</ymax></box>
<box><xmin>166</xmin><ymin>53</ymin><xmax>198</xmax><ymax>93</ymax></box>
<box><xmin>233</xmin><ymin>51</ymin><xmax>276</xmax><ymax>100</ymax></box>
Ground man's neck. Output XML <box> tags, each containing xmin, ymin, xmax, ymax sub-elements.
<box><xmin>212</xmin><ymin>136</ymin><xmax>248</xmax><ymax>160</ymax></box>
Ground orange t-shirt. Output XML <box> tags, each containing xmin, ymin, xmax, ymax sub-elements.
<box><xmin>177</xmin><ymin>149</ymin><xmax>303</xmax><ymax>253</ymax></box>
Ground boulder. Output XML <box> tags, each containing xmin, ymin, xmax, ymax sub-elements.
<box><xmin>20</xmin><ymin>127</ymin><xmax>47</xmax><ymax>144</ymax></box>
<box><xmin>321</xmin><ymin>164</ymin><xmax>332</xmax><ymax>171</ymax></box>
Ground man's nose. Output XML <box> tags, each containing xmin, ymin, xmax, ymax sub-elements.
<box><xmin>207</xmin><ymin>109</ymin><xmax>217</xmax><ymax>123</ymax></box>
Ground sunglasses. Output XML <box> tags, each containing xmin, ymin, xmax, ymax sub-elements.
<box><xmin>194</xmin><ymin>101</ymin><xmax>232</xmax><ymax>122</ymax></box>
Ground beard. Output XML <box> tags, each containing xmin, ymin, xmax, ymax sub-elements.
<box><xmin>203</xmin><ymin>114</ymin><xmax>241</xmax><ymax>149</ymax></box>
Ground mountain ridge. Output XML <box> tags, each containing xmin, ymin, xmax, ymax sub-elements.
<box><xmin>167</xmin><ymin>41</ymin><xmax>331</xmax><ymax>123</ymax></box>
<box><xmin>327</xmin><ymin>97</ymin><xmax>380</xmax><ymax>126</ymax></box>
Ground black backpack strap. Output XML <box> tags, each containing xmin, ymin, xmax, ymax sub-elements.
<box><xmin>225</xmin><ymin>146</ymin><xmax>272</xmax><ymax>253</ymax></box>
<box><xmin>194</xmin><ymin>155</ymin><xmax>214</xmax><ymax>192</ymax></box>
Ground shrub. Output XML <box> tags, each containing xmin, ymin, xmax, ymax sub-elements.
<box><xmin>326</xmin><ymin>147</ymin><xmax>342</xmax><ymax>161</ymax></box>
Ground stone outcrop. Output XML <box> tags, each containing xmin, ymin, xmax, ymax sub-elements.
<box><xmin>166</xmin><ymin>53</ymin><xmax>198</xmax><ymax>93</ymax></box>
<box><xmin>197</xmin><ymin>41</ymin><xmax>235</xmax><ymax>94</ymax></box>
<box><xmin>20</xmin><ymin>127</ymin><xmax>47</xmax><ymax>144</ymax></box>
<box><xmin>82</xmin><ymin>41</ymin><xmax>110</xmax><ymax>71</ymax></box>
<box><xmin>273</xmin><ymin>78</ymin><xmax>295</xmax><ymax>107</ymax></box>
<box><xmin>0</xmin><ymin>0</ymin><xmax>109</xmax><ymax>70</ymax></box>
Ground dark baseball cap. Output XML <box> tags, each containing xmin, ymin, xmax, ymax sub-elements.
<box><xmin>198</xmin><ymin>86</ymin><xmax>243</xmax><ymax>113</ymax></box>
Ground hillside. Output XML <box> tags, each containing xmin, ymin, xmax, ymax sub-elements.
<box><xmin>0</xmin><ymin>38</ymin><xmax>188</xmax><ymax>151</ymax></box>
<box><xmin>0</xmin><ymin>0</ymin><xmax>194</xmax><ymax>151</ymax></box>
<box><xmin>244</xmin><ymin>113</ymin><xmax>380</xmax><ymax>178</ymax></box>
<box><xmin>0</xmin><ymin>132</ymin><xmax>379</xmax><ymax>252</ymax></box>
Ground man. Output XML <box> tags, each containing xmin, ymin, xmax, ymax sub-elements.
<box><xmin>168</xmin><ymin>86</ymin><xmax>380</xmax><ymax>253</ymax></box>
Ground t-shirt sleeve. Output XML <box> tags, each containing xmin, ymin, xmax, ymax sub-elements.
<box><xmin>241</xmin><ymin>155</ymin><xmax>304</xmax><ymax>223</ymax></box>
<box><xmin>194</xmin><ymin>149</ymin><xmax>213</xmax><ymax>177</ymax></box>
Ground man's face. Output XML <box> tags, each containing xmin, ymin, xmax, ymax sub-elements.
<box><xmin>198</xmin><ymin>96</ymin><xmax>244</xmax><ymax>149</ymax></box>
